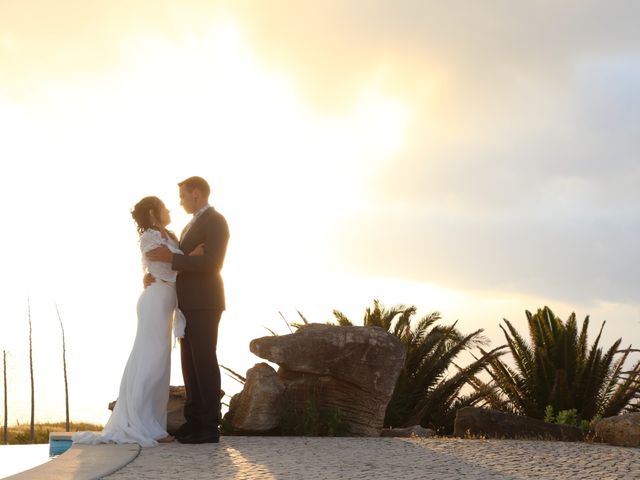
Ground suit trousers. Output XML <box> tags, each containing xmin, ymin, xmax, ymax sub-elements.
<box><xmin>180</xmin><ymin>309</ymin><xmax>222</xmax><ymax>432</ymax></box>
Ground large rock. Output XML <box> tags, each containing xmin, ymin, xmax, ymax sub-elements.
<box><xmin>454</xmin><ymin>407</ymin><xmax>585</xmax><ymax>441</ymax></box>
<box><xmin>229</xmin><ymin>363</ymin><xmax>286</xmax><ymax>432</ymax></box>
<box><xmin>595</xmin><ymin>413</ymin><xmax>640</xmax><ymax>447</ymax></box>
<box><xmin>249</xmin><ymin>323</ymin><xmax>406</xmax><ymax>436</ymax></box>
<box><xmin>166</xmin><ymin>386</ymin><xmax>187</xmax><ymax>435</ymax></box>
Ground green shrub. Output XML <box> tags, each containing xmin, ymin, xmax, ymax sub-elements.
<box><xmin>544</xmin><ymin>405</ymin><xmax>555</xmax><ymax>423</ymax></box>
<box><xmin>280</xmin><ymin>398</ymin><xmax>349</xmax><ymax>436</ymax></box>
<box><xmin>555</xmin><ymin>408</ymin><xmax>577</xmax><ymax>426</ymax></box>
<box><xmin>544</xmin><ymin>405</ymin><xmax>598</xmax><ymax>431</ymax></box>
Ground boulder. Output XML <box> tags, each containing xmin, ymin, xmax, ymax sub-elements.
<box><xmin>166</xmin><ymin>386</ymin><xmax>187</xmax><ymax>435</ymax></box>
<box><xmin>595</xmin><ymin>413</ymin><xmax>640</xmax><ymax>447</ymax></box>
<box><xmin>249</xmin><ymin>323</ymin><xmax>406</xmax><ymax>436</ymax></box>
<box><xmin>380</xmin><ymin>425</ymin><xmax>436</xmax><ymax>438</ymax></box>
<box><xmin>453</xmin><ymin>407</ymin><xmax>585</xmax><ymax>441</ymax></box>
<box><xmin>229</xmin><ymin>363</ymin><xmax>286</xmax><ymax>432</ymax></box>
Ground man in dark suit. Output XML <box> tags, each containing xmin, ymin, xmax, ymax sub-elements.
<box><xmin>147</xmin><ymin>176</ymin><xmax>229</xmax><ymax>444</ymax></box>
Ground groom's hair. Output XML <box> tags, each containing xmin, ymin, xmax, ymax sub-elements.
<box><xmin>179</xmin><ymin>176</ymin><xmax>210</xmax><ymax>198</ymax></box>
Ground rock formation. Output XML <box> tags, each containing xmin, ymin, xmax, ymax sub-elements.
<box><xmin>595</xmin><ymin>412</ymin><xmax>640</xmax><ymax>447</ymax></box>
<box><xmin>166</xmin><ymin>385</ymin><xmax>187</xmax><ymax>435</ymax></box>
<box><xmin>228</xmin><ymin>363</ymin><xmax>286</xmax><ymax>432</ymax></box>
<box><xmin>453</xmin><ymin>407</ymin><xmax>585</xmax><ymax>441</ymax></box>
<box><xmin>228</xmin><ymin>323</ymin><xmax>406</xmax><ymax>436</ymax></box>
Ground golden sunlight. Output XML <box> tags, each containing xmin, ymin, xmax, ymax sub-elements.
<box><xmin>0</xmin><ymin>20</ymin><xmax>412</xmax><ymax>424</ymax></box>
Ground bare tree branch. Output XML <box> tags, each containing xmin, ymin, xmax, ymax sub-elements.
<box><xmin>56</xmin><ymin>304</ymin><xmax>70</xmax><ymax>432</ymax></box>
<box><xmin>3</xmin><ymin>350</ymin><xmax>7</xmax><ymax>445</ymax></box>
<box><xmin>28</xmin><ymin>299</ymin><xmax>34</xmax><ymax>444</ymax></box>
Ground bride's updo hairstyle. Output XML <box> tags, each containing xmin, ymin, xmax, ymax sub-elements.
<box><xmin>131</xmin><ymin>196</ymin><xmax>162</xmax><ymax>235</ymax></box>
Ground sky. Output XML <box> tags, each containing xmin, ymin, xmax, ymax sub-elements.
<box><xmin>0</xmin><ymin>0</ymin><xmax>639</xmax><ymax>426</ymax></box>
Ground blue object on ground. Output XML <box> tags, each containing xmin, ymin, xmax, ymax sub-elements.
<box><xmin>49</xmin><ymin>437</ymin><xmax>72</xmax><ymax>457</ymax></box>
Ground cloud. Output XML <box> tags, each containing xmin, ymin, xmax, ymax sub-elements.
<box><xmin>340</xmin><ymin>51</ymin><xmax>640</xmax><ymax>304</ymax></box>
<box><xmin>234</xmin><ymin>1</ymin><xmax>640</xmax><ymax>306</ymax></box>
<box><xmin>2</xmin><ymin>0</ymin><xmax>638</xmax><ymax>307</ymax></box>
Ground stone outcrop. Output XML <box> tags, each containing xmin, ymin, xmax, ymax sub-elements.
<box><xmin>595</xmin><ymin>413</ymin><xmax>640</xmax><ymax>447</ymax></box>
<box><xmin>228</xmin><ymin>363</ymin><xmax>286</xmax><ymax>433</ymax></box>
<box><xmin>453</xmin><ymin>407</ymin><xmax>585</xmax><ymax>441</ymax></box>
<box><xmin>166</xmin><ymin>386</ymin><xmax>187</xmax><ymax>435</ymax></box>
<box><xmin>228</xmin><ymin>323</ymin><xmax>406</xmax><ymax>436</ymax></box>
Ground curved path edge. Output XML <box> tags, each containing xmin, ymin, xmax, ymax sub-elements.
<box><xmin>4</xmin><ymin>443</ymin><xmax>141</xmax><ymax>480</ymax></box>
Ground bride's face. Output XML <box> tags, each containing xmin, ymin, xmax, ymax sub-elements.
<box><xmin>158</xmin><ymin>203</ymin><xmax>171</xmax><ymax>227</ymax></box>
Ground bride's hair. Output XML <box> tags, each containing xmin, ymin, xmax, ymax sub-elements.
<box><xmin>131</xmin><ymin>196</ymin><xmax>163</xmax><ymax>235</ymax></box>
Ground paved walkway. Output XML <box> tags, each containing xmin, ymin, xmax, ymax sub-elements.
<box><xmin>103</xmin><ymin>437</ymin><xmax>640</xmax><ymax>480</ymax></box>
<box><xmin>4</xmin><ymin>444</ymin><xmax>140</xmax><ymax>480</ymax></box>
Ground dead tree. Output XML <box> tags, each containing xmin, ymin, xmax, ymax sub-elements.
<box><xmin>55</xmin><ymin>304</ymin><xmax>70</xmax><ymax>432</ymax></box>
<box><xmin>3</xmin><ymin>350</ymin><xmax>7</xmax><ymax>445</ymax></box>
<box><xmin>28</xmin><ymin>300</ymin><xmax>34</xmax><ymax>444</ymax></box>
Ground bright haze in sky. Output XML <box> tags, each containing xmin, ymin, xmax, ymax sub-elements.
<box><xmin>1</xmin><ymin>1</ymin><xmax>638</xmax><ymax>425</ymax></box>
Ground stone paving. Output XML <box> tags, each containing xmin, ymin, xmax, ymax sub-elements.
<box><xmin>104</xmin><ymin>436</ymin><xmax>640</xmax><ymax>479</ymax></box>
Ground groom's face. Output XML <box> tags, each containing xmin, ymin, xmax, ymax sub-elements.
<box><xmin>179</xmin><ymin>185</ymin><xmax>197</xmax><ymax>214</ymax></box>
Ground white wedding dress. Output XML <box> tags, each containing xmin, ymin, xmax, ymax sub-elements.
<box><xmin>73</xmin><ymin>229</ymin><xmax>185</xmax><ymax>447</ymax></box>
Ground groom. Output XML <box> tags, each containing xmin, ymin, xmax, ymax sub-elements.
<box><xmin>147</xmin><ymin>176</ymin><xmax>229</xmax><ymax>444</ymax></box>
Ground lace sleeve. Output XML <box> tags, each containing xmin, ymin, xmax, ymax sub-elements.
<box><xmin>139</xmin><ymin>229</ymin><xmax>163</xmax><ymax>253</ymax></box>
<box><xmin>139</xmin><ymin>229</ymin><xmax>179</xmax><ymax>281</ymax></box>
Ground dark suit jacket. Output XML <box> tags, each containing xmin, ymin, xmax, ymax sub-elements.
<box><xmin>172</xmin><ymin>207</ymin><xmax>229</xmax><ymax>311</ymax></box>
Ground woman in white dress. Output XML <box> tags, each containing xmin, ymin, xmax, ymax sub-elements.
<box><xmin>73</xmin><ymin>196</ymin><xmax>202</xmax><ymax>447</ymax></box>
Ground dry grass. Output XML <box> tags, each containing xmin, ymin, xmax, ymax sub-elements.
<box><xmin>0</xmin><ymin>421</ymin><xmax>103</xmax><ymax>445</ymax></box>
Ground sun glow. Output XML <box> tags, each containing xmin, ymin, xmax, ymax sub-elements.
<box><xmin>105</xmin><ymin>21</ymin><xmax>414</xmax><ymax>293</ymax></box>
<box><xmin>0</xmin><ymin>21</ymin><xmax>412</xmax><ymax>424</ymax></box>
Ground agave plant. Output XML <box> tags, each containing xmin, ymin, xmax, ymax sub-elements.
<box><xmin>478</xmin><ymin>306</ymin><xmax>640</xmax><ymax>421</ymax></box>
<box><xmin>334</xmin><ymin>300</ymin><xmax>505</xmax><ymax>433</ymax></box>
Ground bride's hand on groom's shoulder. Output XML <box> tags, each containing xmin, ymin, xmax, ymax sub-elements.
<box><xmin>189</xmin><ymin>243</ymin><xmax>205</xmax><ymax>257</ymax></box>
<box><xmin>143</xmin><ymin>273</ymin><xmax>155</xmax><ymax>289</ymax></box>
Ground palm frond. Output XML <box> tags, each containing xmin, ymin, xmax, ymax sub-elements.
<box><xmin>332</xmin><ymin>309</ymin><xmax>354</xmax><ymax>326</ymax></box>
<box><xmin>220</xmin><ymin>364</ymin><xmax>246</xmax><ymax>384</ymax></box>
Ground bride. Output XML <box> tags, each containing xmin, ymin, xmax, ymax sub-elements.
<box><xmin>73</xmin><ymin>196</ymin><xmax>203</xmax><ymax>447</ymax></box>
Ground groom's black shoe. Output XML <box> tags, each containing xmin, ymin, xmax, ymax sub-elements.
<box><xmin>173</xmin><ymin>422</ymin><xmax>199</xmax><ymax>438</ymax></box>
<box><xmin>177</xmin><ymin>430</ymin><xmax>220</xmax><ymax>444</ymax></box>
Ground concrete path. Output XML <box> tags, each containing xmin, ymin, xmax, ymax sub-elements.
<box><xmin>102</xmin><ymin>437</ymin><xmax>639</xmax><ymax>480</ymax></box>
<box><xmin>4</xmin><ymin>444</ymin><xmax>140</xmax><ymax>480</ymax></box>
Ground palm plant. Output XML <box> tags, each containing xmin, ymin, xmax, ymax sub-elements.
<box><xmin>334</xmin><ymin>300</ymin><xmax>505</xmax><ymax>433</ymax></box>
<box><xmin>478</xmin><ymin>306</ymin><xmax>640</xmax><ymax>421</ymax></box>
